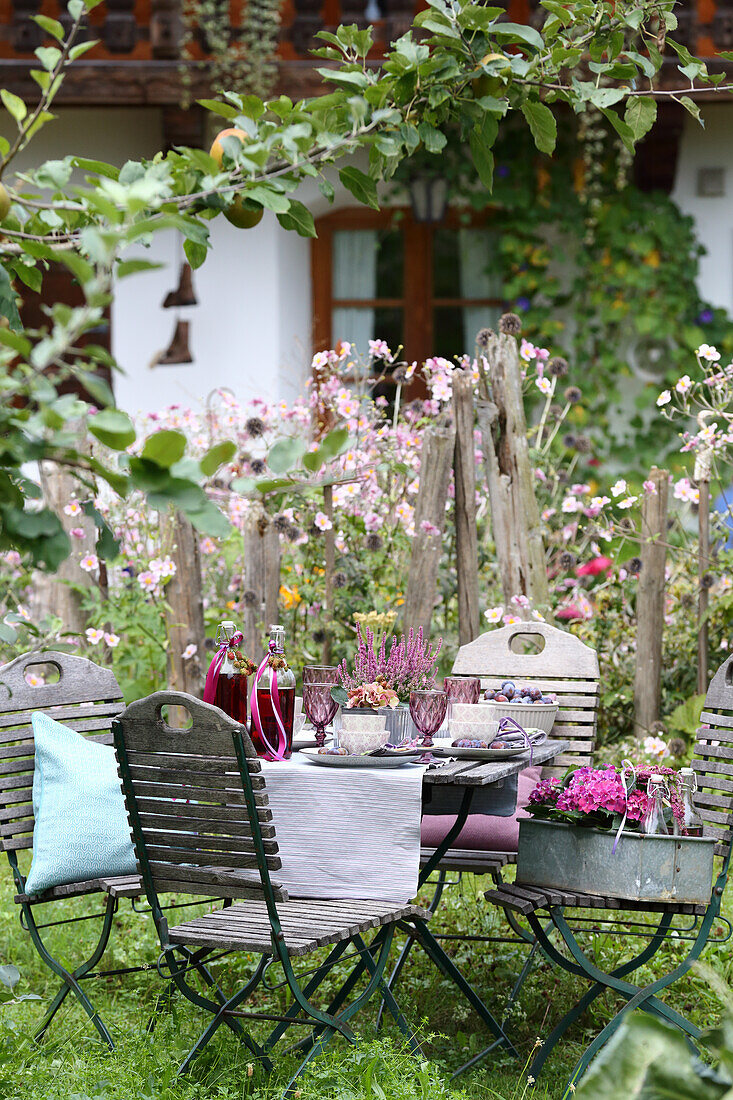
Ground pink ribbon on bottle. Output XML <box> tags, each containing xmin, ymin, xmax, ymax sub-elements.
<box><xmin>250</xmin><ymin>641</ymin><xmax>289</xmax><ymax>762</ymax></box>
<box><xmin>203</xmin><ymin>630</ymin><xmax>244</xmax><ymax>705</ymax></box>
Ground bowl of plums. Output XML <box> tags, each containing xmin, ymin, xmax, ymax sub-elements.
<box><xmin>481</xmin><ymin>681</ymin><xmax>558</xmax><ymax>734</ymax></box>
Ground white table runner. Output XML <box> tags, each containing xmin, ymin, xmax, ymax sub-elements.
<box><xmin>260</xmin><ymin>754</ymin><xmax>423</xmax><ymax>903</ymax></box>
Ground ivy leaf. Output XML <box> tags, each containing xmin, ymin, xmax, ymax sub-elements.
<box><xmin>0</xmin><ymin>264</ymin><xmax>21</xmax><ymax>331</ymax></box>
<box><xmin>521</xmin><ymin>100</ymin><xmax>557</xmax><ymax>154</ymax></box>
<box><xmin>200</xmin><ymin>440</ymin><xmax>236</xmax><ymax>477</ymax></box>
<box><xmin>88</xmin><ymin>409</ymin><xmax>136</xmax><ymax>450</ymax></box>
<box><xmin>624</xmin><ymin>97</ymin><xmax>657</xmax><ymax>144</ymax></box>
<box><xmin>338</xmin><ymin>166</ymin><xmax>379</xmax><ymax>210</ymax></box>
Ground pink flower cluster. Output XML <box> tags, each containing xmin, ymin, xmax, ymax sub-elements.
<box><xmin>338</xmin><ymin>624</ymin><xmax>441</xmax><ymax>702</ymax></box>
<box><xmin>346</xmin><ymin>682</ymin><xmax>400</xmax><ymax>710</ymax></box>
<box><xmin>528</xmin><ymin>765</ymin><xmax>653</xmax><ymax>823</ymax></box>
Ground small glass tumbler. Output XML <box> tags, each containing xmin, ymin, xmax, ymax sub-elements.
<box><xmin>443</xmin><ymin>676</ymin><xmax>481</xmax><ymax>734</ymax></box>
<box><xmin>303</xmin><ymin>665</ymin><xmax>340</xmax><ymax>684</ymax></box>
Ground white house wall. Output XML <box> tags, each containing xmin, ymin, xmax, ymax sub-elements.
<box><xmin>672</xmin><ymin>102</ymin><xmax>733</xmax><ymax>313</ymax></box>
<box><xmin>4</xmin><ymin>107</ymin><xmax>318</xmax><ymax>417</ymax></box>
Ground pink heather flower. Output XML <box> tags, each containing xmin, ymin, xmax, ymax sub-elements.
<box><xmin>64</xmin><ymin>500</ymin><xmax>83</xmax><ymax>517</ymax></box>
<box><xmin>420</xmin><ymin>520</ymin><xmax>441</xmax><ymax>536</ymax></box>
<box><xmin>104</xmin><ymin>632</ymin><xmax>120</xmax><ymax>648</ymax></box>
<box><xmin>79</xmin><ymin>554</ymin><xmax>99</xmax><ymax>573</ymax></box>
<box><xmin>338</xmin><ymin>624</ymin><xmax>441</xmax><ymax>702</ymax></box>
<box><xmin>70</xmin><ymin>527</ymin><xmax>85</xmax><ymax>539</ymax></box>
<box><xmin>85</xmin><ymin>628</ymin><xmax>105</xmax><ymax>644</ymax></box>
<box><xmin>484</xmin><ymin>606</ymin><xmax>503</xmax><ymax>623</ymax></box>
<box><xmin>314</xmin><ymin>512</ymin><xmax>332</xmax><ymax>531</ymax></box>
<box><xmin>182</xmin><ymin>644</ymin><xmax>197</xmax><ymax>660</ymax></box>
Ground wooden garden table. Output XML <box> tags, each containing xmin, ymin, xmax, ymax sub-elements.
<box><xmin>394</xmin><ymin>738</ymin><xmax>570</xmax><ymax>1056</ymax></box>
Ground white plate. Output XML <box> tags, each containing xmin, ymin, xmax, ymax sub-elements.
<box><xmin>292</xmin><ymin>733</ymin><xmax>332</xmax><ymax>750</ymax></box>
<box><xmin>432</xmin><ymin>744</ymin><xmax>530</xmax><ymax>761</ymax></box>
<box><xmin>298</xmin><ymin>748</ymin><xmax>419</xmax><ymax>768</ymax></box>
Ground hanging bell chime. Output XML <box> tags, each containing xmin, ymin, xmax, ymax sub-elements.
<box><xmin>155</xmin><ymin>319</ymin><xmax>193</xmax><ymax>365</ymax></box>
<box><xmin>162</xmin><ymin>262</ymin><xmax>198</xmax><ymax>308</ymax></box>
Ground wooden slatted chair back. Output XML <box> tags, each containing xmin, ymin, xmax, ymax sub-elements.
<box><xmin>451</xmin><ymin>621</ymin><xmax>599</xmax><ymax>773</ymax></box>
<box><xmin>114</xmin><ymin>690</ymin><xmax>283</xmax><ymax>901</ymax></box>
<box><xmin>693</xmin><ymin>653</ymin><xmax>733</xmax><ymax>860</ymax></box>
<box><xmin>0</xmin><ymin>650</ymin><xmax>124</xmax><ymax>858</ymax></box>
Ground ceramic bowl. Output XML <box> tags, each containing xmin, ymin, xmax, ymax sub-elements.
<box><xmin>341</xmin><ymin>711</ymin><xmax>388</xmax><ymax>733</ymax></box>
<box><xmin>449</xmin><ymin>716</ymin><xmax>500</xmax><ymax>740</ymax></box>
<box><xmin>339</xmin><ymin>728</ymin><xmax>389</xmax><ymax>755</ymax></box>
<box><xmin>481</xmin><ymin>700</ymin><xmax>558</xmax><ymax>734</ymax></box>
<box><xmin>451</xmin><ymin>702</ymin><xmax>494</xmax><ymax>722</ymax></box>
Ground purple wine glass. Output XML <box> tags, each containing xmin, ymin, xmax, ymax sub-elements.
<box><xmin>303</xmin><ymin>665</ymin><xmax>340</xmax><ymax>685</ymax></box>
<box><xmin>303</xmin><ymin>682</ymin><xmax>339</xmax><ymax>748</ymax></box>
<box><xmin>409</xmin><ymin>690</ymin><xmax>448</xmax><ymax>759</ymax></box>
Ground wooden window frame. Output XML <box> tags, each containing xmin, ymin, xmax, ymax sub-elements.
<box><xmin>311</xmin><ymin>206</ymin><xmax>503</xmax><ymax>363</ymax></box>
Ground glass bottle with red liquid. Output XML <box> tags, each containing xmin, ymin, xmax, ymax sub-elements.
<box><xmin>208</xmin><ymin>620</ymin><xmax>255</xmax><ymax>726</ymax></box>
<box><xmin>251</xmin><ymin>624</ymin><xmax>296</xmax><ymax>759</ymax></box>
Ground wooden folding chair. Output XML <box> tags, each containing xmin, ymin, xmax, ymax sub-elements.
<box><xmin>484</xmin><ymin>650</ymin><xmax>733</xmax><ymax>1097</ymax></box>
<box><xmin>113</xmin><ymin>690</ymin><xmax>431</xmax><ymax>1094</ymax></box>
<box><xmin>380</xmin><ymin>621</ymin><xmax>600</xmax><ymax>1044</ymax></box>
<box><xmin>0</xmin><ymin>650</ymin><xmax>142</xmax><ymax>1049</ymax></box>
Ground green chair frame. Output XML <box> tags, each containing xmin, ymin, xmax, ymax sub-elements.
<box><xmin>482</xmin><ymin>648</ymin><xmax>733</xmax><ymax>1097</ymax></box>
<box><xmin>113</xmin><ymin>689</ymin><xmax>431</xmax><ymax>1094</ymax></box>
<box><xmin>0</xmin><ymin>650</ymin><xmax>143</xmax><ymax>1049</ymax></box>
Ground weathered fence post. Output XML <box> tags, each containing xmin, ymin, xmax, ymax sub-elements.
<box><xmin>164</xmin><ymin>510</ymin><xmax>206</xmax><ymax>698</ymax></box>
<box><xmin>242</xmin><ymin>503</ymin><xmax>281</xmax><ymax>657</ymax></box>
<box><xmin>481</xmin><ymin>324</ymin><xmax>550</xmax><ymax>614</ymax></box>
<box><xmin>32</xmin><ymin>459</ymin><xmax>96</xmax><ymax>633</ymax></box>
<box><xmin>402</xmin><ymin>414</ymin><xmax>456</xmax><ymax>638</ymax></box>
<box><xmin>633</xmin><ymin>467</ymin><xmax>669</xmax><ymax>739</ymax></box>
<box><xmin>453</xmin><ymin>370</ymin><xmax>480</xmax><ymax>644</ymax></box>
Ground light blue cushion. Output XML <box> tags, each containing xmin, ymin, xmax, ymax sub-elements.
<box><xmin>24</xmin><ymin>711</ymin><xmax>137</xmax><ymax>896</ymax></box>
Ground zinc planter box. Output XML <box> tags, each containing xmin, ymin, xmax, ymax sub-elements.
<box><xmin>517</xmin><ymin>818</ymin><xmax>716</xmax><ymax>905</ymax></box>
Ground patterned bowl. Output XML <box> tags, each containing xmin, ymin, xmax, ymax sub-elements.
<box><xmin>451</xmin><ymin>702</ymin><xmax>495</xmax><ymax>722</ymax></box>
<box><xmin>481</xmin><ymin>700</ymin><xmax>558</xmax><ymax>735</ymax></box>
<box><xmin>339</xmin><ymin>728</ymin><xmax>389</xmax><ymax>755</ymax></box>
<box><xmin>341</xmin><ymin>711</ymin><xmax>388</xmax><ymax>733</ymax></box>
<box><xmin>449</xmin><ymin>716</ymin><xmax>500</xmax><ymax>740</ymax></box>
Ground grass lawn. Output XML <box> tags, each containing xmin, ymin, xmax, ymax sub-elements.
<box><xmin>1</xmin><ymin>862</ymin><xmax>731</xmax><ymax>1100</ymax></box>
